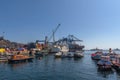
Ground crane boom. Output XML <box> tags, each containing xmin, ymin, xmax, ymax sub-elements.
<box><xmin>49</xmin><ymin>24</ymin><xmax>60</xmax><ymax>42</ymax></box>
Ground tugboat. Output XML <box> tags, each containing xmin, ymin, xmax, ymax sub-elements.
<box><xmin>97</xmin><ymin>56</ymin><xmax>112</xmax><ymax>71</ymax></box>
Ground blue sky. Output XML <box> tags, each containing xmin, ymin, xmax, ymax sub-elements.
<box><xmin>0</xmin><ymin>0</ymin><xmax>120</xmax><ymax>49</ymax></box>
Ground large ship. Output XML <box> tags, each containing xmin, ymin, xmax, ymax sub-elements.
<box><xmin>54</xmin><ymin>35</ymin><xmax>84</xmax><ymax>52</ymax></box>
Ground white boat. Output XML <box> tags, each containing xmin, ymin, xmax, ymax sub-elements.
<box><xmin>50</xmin><ymin>45</ymin><xmax>61</xmax><ymax>53</ymax></box>
<box><xmin>74</xmin><ymin>51</ymin><xmax>84</xmax><ymax>58</ymax></box>
<box><xmin>50</xmin><ymin>44</ymin><xmax>69</xmax><ymax>53</ymax></box>
<box><xmin>54</xmin><ymin>52</ymin><xmax>62</xmax><ymax>58</ymax></box>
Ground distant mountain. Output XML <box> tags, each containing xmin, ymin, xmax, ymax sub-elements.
<box><xmin>114</xmin><ymin>48</ymin><xmax>120</xmax><ymax>51</ymax></box>
<box><xmin>90</xmin><ymin>48</ymin><xmax>103</xmax><ymax>51</ymax></box>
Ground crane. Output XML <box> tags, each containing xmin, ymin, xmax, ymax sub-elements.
<box><xmin>35</xmin><ymin>24</ymin><xmax>60</xmax><ymax>49</ymax></box>
<box><xmin>48</xmin><ymin>24</ymin><xmax>60</xmax><ymax>42</ymax></box>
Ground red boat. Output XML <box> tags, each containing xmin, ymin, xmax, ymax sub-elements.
<box><xmin>91</xmin><ymin>51</ymin><xmax>102</xmax><ymax>60</ymax></box>
<box><xmin>112</xmin><ymin>55</ymin><xmax>120</xmax><ymax>71</ymax></box>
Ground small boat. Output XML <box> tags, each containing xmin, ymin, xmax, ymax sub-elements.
<box><xmin>108</xmin><ymin>52</ymin><xmax>117</xmax><ymax>61</ymax></box>
<box><xmin>97</xmin><ymin>56</ymin><xmax>112</xmax><ymax>71</ymax></box>
<box><xmin>74</xmin><ymin>51</ymin><xmax>84</xmax><ymax>58</ymax></box>
<box><xmin>54</xmin><ymin>45</ymin><xmax>69</xmax><ymax>58</ymax></box>
<box><xmin>91</xmin><ymin>51</ymin><xmax>102</xmax><ymax>60</ymax></box>
<box><xmin>67</xmin><ymin>52</ymin><xmax>74</xmax><ymax>58</ymax></box>
<box><xmin>112</xmin><ymin>55</ymin><xmax>120</xmax><ymax>71</ymax></box>
<box><xmin>8</xmin><ymin>54</ymin><xmax>33</xmax><ymax>63</ymax></box>
<box><xmin>54</xmin><ymin>52</ymin><xmax>62</xmax><ymax>58</ymax></box>
<box><xmin>0</xmin><ymin>56</ymin><xmax>8</xmax><ymax>61</ymax></box>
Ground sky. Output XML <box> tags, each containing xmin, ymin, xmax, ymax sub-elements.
<box><xmin>0</xmin><ymin>0</ymin><xmax>120</xmax><ymax>49</ymax></box>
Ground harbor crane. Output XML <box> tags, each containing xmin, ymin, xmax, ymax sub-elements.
<box><xmin>35</xmin><ymin>24</ymin><xmax>60</xmax><ymax>49</ymax></box>
<box><xmin>48</xmin><ymin>24</ymin><xmax>60</xmax><ymax>42</ymax></box>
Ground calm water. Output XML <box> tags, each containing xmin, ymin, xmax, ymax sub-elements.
<box><xmin>0</xmin><ymin>51</ymin><xmax>120</xmax><ymax>80</ymax></box>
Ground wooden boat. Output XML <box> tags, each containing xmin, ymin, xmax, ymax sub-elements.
<box><xmin>112</xmin><ymin>55</ymin><xmax>120</xmax><ymax>71</ymax></box>
<box><xmin>97</xmin><ymin>56</ymin><xmax>112</xmax><ymax>71</ymax></box>
<box><xmin>91</xmin><ymin>51</ymin><xmax>102</xmax><ymax>60</ymax></box>
<box><xmin>8</xmin><ymin>54</ymin><xmax>33</xmax><ymax>63</ymax></box>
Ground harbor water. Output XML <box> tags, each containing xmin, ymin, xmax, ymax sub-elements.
<box><xmin>0</xmin><ymin>51</ymin><xmax>120</xmax><ymax>80</ymax></box>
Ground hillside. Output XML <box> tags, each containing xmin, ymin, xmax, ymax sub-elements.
<box><xmin>0</xmin><ymin>36</ymin><xmax>25</xmax><ymax>48</ymax></box>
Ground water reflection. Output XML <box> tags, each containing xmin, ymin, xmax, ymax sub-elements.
<box><xmin>9</xmin><ymin>62</ymin><xmax>28</xmax><ymax>69</ymax></box>
<box><xmin>74</xmin><ymin>57</ymin><xmax>82</xmax><ymax>61</ymax></box>
<box><xmin>97</xmin><ymin>69</ymin><xmax>114</xmax><ymax>78</ymax></box>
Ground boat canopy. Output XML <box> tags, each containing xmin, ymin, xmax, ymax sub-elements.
<box><xmin>0</xmin><ymin>48</ymin><xmax>5</xmax><ymax>53</ymax></box>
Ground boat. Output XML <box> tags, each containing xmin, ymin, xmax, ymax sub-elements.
<box><xmin>97</xmin><ymin>56</ymin><xmax>112</xmax><ymax>71</ymax></box>
<box><xmin>54</xmin><ymin>52</ymin><xmax>74</xmax><ymax>58</ymax></box>
<box><xmin>74</xmin><ymin>51</ymin><xmax>84</xmax><ymax>58</ymax></box>
<box><xmin>0</xmin><ymin>56</ymin><xmax>8</xmax><ymax>61</ymax></box>
<box><xmin>60</xmin><ymin>45</ymin><xmax>69</xmax><ymax>52</ymax></box>
<box><xmin>54</xmin><ymin>52</ymin><xmax>62</xmax><ymax>58</ymax></box>
<box><xmin>108</xmin><ymin>52</ymin><xmax>117</xmax><ymax>61</ymax></box>
<box><xmin>112</xmin><ymin>54</ymin><xmax>120</xmax><ymax>71</ymax></box>
<box><xmin>91</xmin><ymin>51</ymin><xmax>102</xmax><ymax>60</ymax></box>
<box><xmin>50</xmin><ymin>45</ymin><xmax>62</xmax><ymax>53</ymax></box>
<box><xmin>67</xmin><ymin>52</ymin><xmax>74</xmax><ymax>58</ymax></box>
<box><xmin>65</xmin><ymin>35</ymin><xmax>84</xmax><ymax>52</ymax></box>
<box><xmin>8</xmin><ymin>54</ymin><xmax>33</xmax><ymax>63</ymax></box>
<box><xmin>54</xmin><ymin>45</ymin><xmax>69</xmax><ymax>58</ymax></box>
<box><xmin>52</xmin><ymin>35</ymin><xmax>84</xmax><ymax>52</ymax></box>
<box><xmin>49</xmin><ymin>43</ymin><xmax>69</xmax><ymax>53</ymax></box>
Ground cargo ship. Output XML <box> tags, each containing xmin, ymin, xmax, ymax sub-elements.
<box><xmin>54</xmin><ymin>35</ymin><xmax>84</xmax><ymax>52</ymax></box>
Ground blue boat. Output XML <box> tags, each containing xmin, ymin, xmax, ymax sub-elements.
<box><xmin>97</xmin><ymin>56</ymin><xmax>112</xmax><ymax>71</ymax></box>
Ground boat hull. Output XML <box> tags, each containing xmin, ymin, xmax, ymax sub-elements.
<box><xmin>8</xmin><ymin>57</ymin><xmax>33</xmax><ymax>63</ymax></box>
